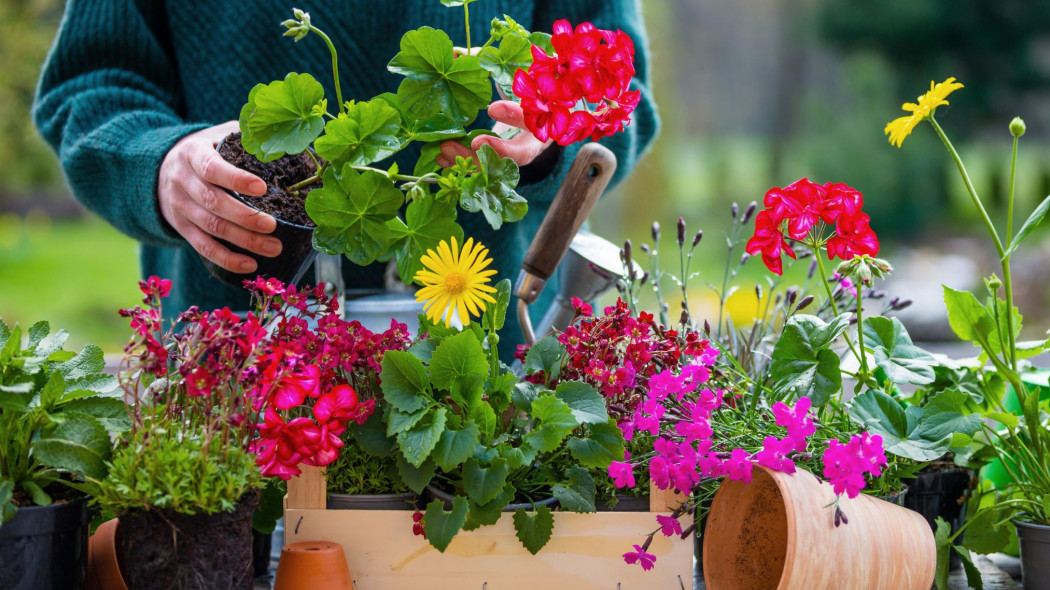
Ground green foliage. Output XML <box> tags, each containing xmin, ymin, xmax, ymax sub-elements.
<box><xmin>457</xmin><ymin>145</ymin><xmax>527</xmax><ymax>230</ymax></box>
<box><xmin>314</xmin><ymin>98</ymin><xmax>402</xmax><ymax>167</ymax></box>
<box><xmin>769</xmin><ymin>314</ymin><xmax>849</xmax><ymax>406</ymax></box>
<box><xmin>849</xmin><ymin>389</ymin><xmax>980</xmax><ymax>461</ymax></box>
<box><xmin>326</xmin><ymin>436</ymin><xmax>408</xmax><ymax>496</ymax></box>
<box><xmin>862</xmin><ymin>316</ymin><xmax>937</xmax><ymax>386</ymax></box>
<box><xmin>423</xmin><ymin>496</ymin><xmax>469</xmax><ymax>552</ymax></box>
<box><xmin>307</xmin><ymin>166</ymin><xmax>404</xmax><ymax>265</ymax></box>
<box><xmin>239</xmin><ymin>73</ymin><xmax>327</xmax><ymax>161</ymax></box>
<box><xmin>94</xmin><ymin>428</ymin><xmax>260</xmax><ymax>516</ymax></box>
<box><xmin>0</xmin><ymin>319</ymin><xmax>122</xmax><ymax>526</ymax></box>
<box><xmin>512</xmin><ymin>505</ymin><xmax>554</xmax><ymax>555</ymax></box>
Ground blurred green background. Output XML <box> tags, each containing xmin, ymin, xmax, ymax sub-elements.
<box><xmin>3</xmin><ymin>0</ymin><xmax>1050</xmax><ymax>352</ymax></box>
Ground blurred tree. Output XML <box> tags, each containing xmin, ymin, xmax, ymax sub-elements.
<box><xmin>0</xmin><ymin>0</ymin><xmax>65</xmax><ymax>194</ymax></box>
<box><xmin>819</xmin><ymin>0</ymin><xmax>1050</xmax><ymax>139</ymax></box>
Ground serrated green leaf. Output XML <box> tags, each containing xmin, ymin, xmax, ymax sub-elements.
<box><xmin>469</xmin><ymin>400</ymin><xmax>497</xmax><ymax>437</ymax></box>
<box><xmin>512</xmin><ymin>382</ymin><xmax>547</xmax><ymax>412</ymax></box>
<box><xmin>554</xmin><ymin>381</ymin><xmax>608</xmax><ymax>425</ymax></box>
<box><xmin>398</xmin><ymin>408</ymin><xmax>448</xmax><ymax>467</ymax></box>
<box><xmin>430</xmin><ymin>330</ymin><xmax>488</xmax><ymax>391</ymax></box>
<box><xmin>552</xmin><ymin>466</ymin><xmax>596</xmax><ymax>513</ymax></box>
<box><xmin>465</xmin><ymin>483</ymin><xmax>515</xmax><ymax>530</ymax></box>
<box><xmin>566</xmin><ymin>421</ymin><xmax>625</xmax><ymax>469</ymax></box>
<box><xmin>961</xmin><ymin>508</ymin><xmax>1010</xmax><ymax>555</ymax></box>
<box><xmin>381</xmin><ymin>350</ymin><xmax>431</xmax><ymax>412</ymax></box>
<box><xmin>0</xmin><ymin>324</ymin><xmax>21</xmax><ymax>366</ymax></box>
<box><xmin>306</xmin><ymin>166</ymin><xmax>403</xmax><ymax>265</ymax></box>
<box><xmin>914</xmin><ymin>389</ymin><xmax>982</xmax><ymax>441</ymax></box>
<box><xmin>513</xmin><ymin>505</ymin><xmax>554</xmax><ymax>555</ymax></box>
<box><xmin>943</xmin><ymin>286</ymin><xmax>999</xmax><ymax>355</ymax></box>
<box><xmin>402</xmin><ymin>113</ymin><xmax>465</xmax><ymax>143</ymax></box>
<box><xmin>769</xmin><ymin>314</ymin><xmax>849</xmax><ymax>406</ymax></box>
<box><xmin>389</xmin><ymin>197</ymin><xmax>463</xmax><ymax>284</ymax></box>
<box><xmin>525</xmin><ymin>395</ymin><xmax>578</xmax><ymax>453</ymax></box>
<box><xmin>397</xmin><ymin>455</ymin><xmax>437</xmax><ymax>494</ymax></box>
<box><xmin>523</xmin><ymin>335</ymin><xmax>563</xmax><ymax>382</ymax></box>
<box><xmin>35</xmin><ymin>370</ymin><xmax>65</xmax><ymax>410</ymax></box>
<box><xmin>463</xmin><ymin>458</ymin><xmax>510</xmax><ymax>505</ymax></box>
<box><xmin>314</xmin><ymin>98</ymin><xmax>402</xmax><ymax>167</ymax></box>
<box><xmin>482</xmin><ymin>279</ymin><xmax>511</xmax><ymax>333</ymax></box>
<box><xmin>60</xmin><ymin>374</ymin><xmax>119</xmax><ymax>402</ymax></box>
<box><xmin>424</xmin><ymin>496</ymin><xmax>470</xmax><ymax>552</ymax></box>
<box><xmin>27</xmin><ymin>321</ymin><xmax>49</xmax><ymax>348</ymax></box>
<box><xmin>459</xmin><ymin>145</ymin><xmax>525</xmax><ymax>231</ymax></box>
<box><xmin>32</xmin><ymin>413</ymin><xmax>111</xmax><ymax>480</ymax></box>
<box><xmin>500</xmin><ymin>444</ymin><xmax>539</xmax><ymax>469</ymax></box>
<box><xmin>47</xmin><ymin>350</ymin><xmax>76</xmax><ymax>362</ymax></box>
<box><xmin>863</xmin><ymin>316</ymin><xmax>937</xmax><ymax>385</ymax></box>
<box><xmin>479</xmin><ymin>34</ymin><xmax>533</xmax><ymax>95</ymax></box>
<box><xmin>240</xmin><ymin>72</ymin><xmax>326</xmax><ymax>161</ymax></box>
<box><xmin>387</xmin><ymin>407</ymin><xmax>428</xmax><ymax>437</ymax></box>
<box><xmin>55</xmin><ymin>344</ymin><xmax>106</xmax><ymax>380</ymax></box>
<box><xmin>348</xmin><ymin>409</ymin><xmax>398</xmax><ymax>456</ymax></box>
<box><xmin>432</xmin><ymin>421</ymin><xmax>480</xmax><ymax>471</ymax></box>
<box><xmin>61</xmin><ymin>397</ymin><xmax>130</xmax><ymax>434</ymax></box>
<box><xmin>850</xmin><ymin>390</ymin><xmax>951</xmax><ymax>461</ymax></box>
<box><xmin>1005</xmin><ymin>194</ymin><xmax>1050</xmax><ymax>258</ymax></box>
<box><xmin>388</xmin><ymin>27</ymin><xmax>491</xmax><ymax>125</ymax></box>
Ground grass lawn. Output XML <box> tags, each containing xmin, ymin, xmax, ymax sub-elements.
<box><xmin>0</xmin><ymin>213</ymin><xmax>141</xmax><ymax>354</ymax></box>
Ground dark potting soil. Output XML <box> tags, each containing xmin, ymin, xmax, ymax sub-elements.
<box><xmin>217</xmin><ymin>133</ymin><xmax>319</xmax><ymax>227</ymax></box>
<box><xmin>119</xmin><ymin>490</ymin><xmax>258</xmax><ymax>590</ymax></box>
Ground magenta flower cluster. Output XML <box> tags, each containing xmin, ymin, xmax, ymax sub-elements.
<box><xmin>822</xmin><ymin>433</ymin><xmax>887</xmax><ymax>499</ymax></box>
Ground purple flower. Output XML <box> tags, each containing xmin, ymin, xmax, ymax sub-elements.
<box><xmin>623</xmin><ymin>544</ymin><xmax>657</xmax><ymax>570</ymax></box>
<box><xmin>608</xmin><ymin>460</ymin><xmax>636</xmax><ymax>489</ymax></box>
<box><xmin>656</xmin><ymin>515</ymin><xmax>683</xmax><ymax>537</ymax></box>
<box><xmin>755</xmin><ymin>436</ymin><xmax>796</xmax><ymax>474</ymax></box>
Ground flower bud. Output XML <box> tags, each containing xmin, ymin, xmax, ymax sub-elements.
<box><xmin>703</xmin><ymin>319</ymin><xmax>712</xmax><ymax>335</ymax></box>
<box><xmin>641</xmin><ymin>271</ymin><xmax>650</xmax><ymax>285</ymax></box>
<box><xmin>680</xmin><ymin>309</ymin><xmax>690</xmax><ymax>325</ymax></box>
<box><xmin>651</xmin><ymin>221</ymin><xmax>661</xmax><ymax>242</ymax></box>
<box><xmin>786</xmin><ymin>288</ymin><xmax>798</xmax><ymax>306</ymax></box>
<box><xmin>795</xmin><ymin>295</ymin><xmax>815</xmax><ymax>311</ymax></box>
<box><xmin>1010</xmin><ymin>117</ymin><xmax>1027</xmax><ymax>138</ymax></box>
<box><xmin>741</xmin><ymin>201</ymin><xmax>758</xmax><ymax>224</ymax></box>
<box><xmin>755</xmin><ymin>284</ymin><xmax>762</xmax><ymax>300</ymax></box>
<box><xmin>808</xmin><ymin>260</ymin><xmax>817</xmax><ymax>279</ymax></box>
<box><xmin>895</xmin><ymin>298</ymin><xmax>912</xmax><ymax>310</ymax></box>
<box><xmin>986</xmin><ymin>275</ymin><xmax>1002</xmax><ymax>291</ymax></box>
<box><xmin>640</xmin><ymin>243</ymin><xmax>651</xmax><ymax>254</ymax></box>
<box><xmin>731</xmin><ymin>202</ymin><xmax>739</xmax><ymax>219</ymax></box>
<box><xmin>692</xmin><ymin>230</ymin><xmax>703</xmax><ymax>247</ymax></box>
<box><xmin>677</xmin><ymin>217</ymin><xmax>686</xmax><ymax>246</ymax></box>
<box><xmin>740</xmin><ymin>254</ymin><xmax>750</xmax><ymax>266</ymax></box>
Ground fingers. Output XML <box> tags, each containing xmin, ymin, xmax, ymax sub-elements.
<box><xmin>187</xmin><ymin>144</ymin><xmax>268</xmax><ymax>198</ymax></box>
<box><xmin>487</xmin><ymin>100</ymin><xmax>526</xmax><ymax>128</ymax></box>
<box><xmin>436</xmin><ymin>140</ymin><xmax>478</xmax><ymax>169</ymax></box>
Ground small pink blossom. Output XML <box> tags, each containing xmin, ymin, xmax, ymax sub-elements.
<box><xmin>755</xmin><ymin>436</ymin><xmax>796</xmax><ymax>474</ymax></box>
<box><xmin>656</xmin><ymin>515</ymin><xmax>683</xmax><ymax>537</ymax></box>
<box><xmin>608</xmin><ymin>461</ymin><xmax>636</xmax><ymax>489</ymax></box>
<box><xmin>623</xmin><ymin>544</ymin><xmax>656</xmax><ymax>571</ymax></box>
<box><xmin>723</xmin><ymin>448</ymin><xmax>753</xmax><ymax>482</ymax></box>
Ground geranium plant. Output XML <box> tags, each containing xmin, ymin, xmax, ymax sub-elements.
<box><xmin>237</xmin><ymin>4</ymin><xmax>640</xmax><ymax>281</ymax></box>
<box><xmin>0</xmin><ymin>319</ymin><xmax>124</xmax><ymax>526</ymax></box>
<box><xmin>884</xmin><ymin>78</ymin><xmax>1050</xmax><ymax>590</ymax></box>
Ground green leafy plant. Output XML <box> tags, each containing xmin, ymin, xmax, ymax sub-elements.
<box><xmin>239</xmin><ymin>6</ymin><xmax>549</xmax><ymax>281</ymax></box>
<box><xmin>0</xmin><ymin>318</ymin><xmax>125</xmax><ymax>526</ymax></box>
<box><xmin>883</xmin><ymin>79</ymin><xmax>1050</xmax><ymax>590</ymax></box>
<box><xmin>377</xmin><ymin>279</ymin><xmax>624</xmax><ymax>554</ymax></box>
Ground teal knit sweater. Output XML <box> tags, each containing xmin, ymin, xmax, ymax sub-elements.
<box><xmin>33</xmin><ymin>0</ymin><xmax>657</xmax><ymax>352</ymax></box>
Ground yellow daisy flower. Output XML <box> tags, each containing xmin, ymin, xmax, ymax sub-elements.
<box><xmin>414</xmin><ymin>236</ymin><xmax>498</xmax><ymax>328</ymax></box>
<box><xmin>884</xmin><ymin>77</ymin><xmax>964</xmax><ymax>147</ymax></box>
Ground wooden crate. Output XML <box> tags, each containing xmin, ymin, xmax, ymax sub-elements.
<box><xmin>284</xmin><ymin>466</ymin><xmax>694</xmax><ymax>589</ymax></box>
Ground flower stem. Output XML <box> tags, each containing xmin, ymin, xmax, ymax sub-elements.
<box><xmin>812</xmin><ymin>246</ymin><xmax>840</xmax><ymax>316</ymax></box>
<box><xmin>854</xmin><ymin>287</ymin><xmax>871</xmax><ymax>380</ymax></box>
<box><xmin>310</xmin><ymin>26</ymin><xmax>345</xmax><ymax>116</ymax></box>
<box><xmin>464</xmin><ymin>4</ymin><xmax>472</xmax><ymax>53</ymax></box>
<box><xmin>1004</xmin><ymin>133</ymin><xmax>1020</xmax><ymax>369</ymax></box>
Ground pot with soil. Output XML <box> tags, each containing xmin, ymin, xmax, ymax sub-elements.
<box><xmin>327</xmin><ymin>492</ymin><xmax>419</xmax><ymax>510</ymax></box>
<box><xmin>702</xmin><ymin>465</ymin><xmax>936</xmax><ymax>590</ymax></box>
<box><xmin>903</xmin><ymin>462</ymin><xmax>973</xmax><ymax>571</ymax></box>
<box><xmin>204</xmin><ymin>133</ymin><xmax>320</xmax><ymax>289</ymax></box>
<box><xmin>118</xmin><ymin>491</ymin><xmax>258</xmax><ymax>590</ymax></box>
<box><xmin>1016</xmin><ymin>520</ymin><xmax>1050</xmax><ymax>590</ymax></box>
<box><xmin>0</xmin><ymin>496</ymin><xmax>89</xmax><ymax>590</ymax></box>
<box><xmin>426</xmin><ymin>485</ymin><xmax>559</xmax><ymax>512</ymax></box>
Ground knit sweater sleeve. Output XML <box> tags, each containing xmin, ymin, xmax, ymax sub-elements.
<box><xmin>32</xmin><ymin>0</ymin><xmax>208</xmax><ymax>248</ymax></box>
<box><xmin>515</xmin><ymin>0</ymin><xmax>659</xmax><ymax>206</ymax></box>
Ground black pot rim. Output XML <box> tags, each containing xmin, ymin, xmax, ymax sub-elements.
<box><xmin>425</xmin><ymin>484</ymin><xmax>557</xmax><ymax>512</ymax></box>
<box><xmin>0</xmin><ymin>496</ymin><xmax>89</xmax><ymax>538</ymax></box>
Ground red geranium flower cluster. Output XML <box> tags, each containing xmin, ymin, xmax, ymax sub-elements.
<box><xmin>515</xmin><ymin>298</ymin><xmax>715</xmax><ymax>419</ymax></box>
<box><xmin>745</xmin><ymin>178</ymin><xmax>879</xmax><ymax>275</ymax></box>
<box><xmin>119</xmin><ymin>276</ymin><xmax>412</xmax><ymax>482</ymax></box>
<box><xmin>514</xmin><ymin>20</ymin><xmax>640</xmax><ymax>145</ymax></box>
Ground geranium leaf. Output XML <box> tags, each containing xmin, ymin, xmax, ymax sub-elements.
<box><xmin>306</xmin><ymin>166</ymin><xmax>403</xmax><ymax>265</ymax></box>
<box><xmin>32</xmin><ymin>413</ymin><xmax>110</xmax><ymax>481</ymax></box>
<box><xmin>424</xmin><ymin>496</ymin><xmax>469</xmax><ymax>552</ymax></box>
<box><xmin>388</xmin><ymin>198</ymin><xmax>463</xmax><ymax>284</ymax></box>
<box><xmin>862</xmin><ymin>316</ymin><xmax>937</xmax><ymax>385</ymax></box>
<box><xmin>914</xmin><ymin>389</ymin><xmax>982</xmax><ymax>441</ymax></box>
<box><xmin>1004</xmin><ymin>194</ymin><xmax>1050</xmax><ymax>258</ymax></box>
<box><xmin>554</xmin><ymin>381</ymin><xmax>608</xmax><ymax>425</ymax></box>
<box><xmin>553</xmin><ymin>466</ymin><xmax>596</xmax><ymax>513</ymax></box>
<box><xmin>240</xmin><ymin>72</ymin><xmax>326</xmax><ymax>161</ymax></box>
<box><xmin>388</xmin><ymin>27</ymin><xmax>491</xmax><ymax>125</ymax></box>
<box><xmin>429</xmin><ymin>331</ymin><xmax>488</xmax><ymax>391</ymax></box>
<box><xmin>850</xmin><ymin>390</ymin><xmax>951</xmax><ymax>461</ymax></box>
<box><xmin>960</xmin><ymin>507</ymin><xmax>1010</xmax><ymax>555</ymax></box>
<box><xmin>314</xmin><ymin>98</ymin><xmax>402</xmax><ymax>167</ymax></box>
<box><xmin>397</xmin><ymin>408</ymin><xmax>448</xmax><ymax>468</ymax></box>
<box><xmin>396</xmin><ymin>455</ymin><xmax>436</xmax><ymax>494</ymax></box>
<box><xmin>769</xmin><ymin>314</ymin><xmax>849</xmax><ymax>406</ymax></box>
<box><xmin>524</xmin><ymin>394</ymin><xmax>578</xmax><ymax>453</ymax></box>
<box><xmin>463</xmin><ymin>457</ymin><xmax>510</xmax><ymax>505</ymax></box>
<box><xmin>403</xmin><ymin>113</ymin><xmax>465</xmax><ymax>143</ymax></box>
<box><xmin>953</xmin><ymin>546</ymin><xmax>984</xmax><ymax>590</ymax></box>
<box><xmin>566</xmin><ymin>420</ymin><xmax>625</xmax><ymax>469</ymax></box>
<box><xmin>500</xmin><ymin>443</ymin><xmax>539</xmax><ymax>469</ymax></box>
<box><xmin>479</xmin><ymin>34</ymin><xmax>533</xmax><ymax>95</ymax></box>
<box><xmin>458</xmin><ymin>145</ymin><xmax>525</xmax><ymax>230</ymax></box>
<box><xmin>512</xmin><ymin>505</ymin><xmax>554</xmax><ymax>555</ymax></box>
<box><xmin>380</xmin><ymin>350</ymin><xmax>431</xmax><ymax>413</ymax></box>
<box><xmin>432</xmin><ymin>420</ymin><xmax>480</xmax><ymax>471</ymax></box>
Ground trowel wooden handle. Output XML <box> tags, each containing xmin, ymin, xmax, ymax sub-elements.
<box><xmin>521</xmin><ymin>143</ymin><xmax>617</xmax><ymax>281</ymax></box>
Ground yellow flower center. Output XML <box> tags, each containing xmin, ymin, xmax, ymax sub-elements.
<box><xmin>444</xmin><ymin>272</ymin><xmax>466</xmax><ymax>294</ymax></box>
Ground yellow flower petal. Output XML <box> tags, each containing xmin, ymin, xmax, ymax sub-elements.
<box><xmin>885</xmin><ymin>77</ymin><xmax>964</xmax><ymax>147</ymax></box>
<box><xmin>411</xmin><ymin>235</ymin><xmax>499</xmax><ymax>328</ymax></box>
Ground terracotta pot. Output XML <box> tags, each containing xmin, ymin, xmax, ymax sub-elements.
<box><xmin>273</xmin><ymin>541</ymin><xmax>353</xmax><ymax>590</ymax></box>
<box><xmin>86</xmin><ymin>519</ymin><xmax>127</xmax><ymax>590</ymax></box>
<box><xmin>702</xmin><ymin>466</ymin><xmax>935</xmax><ymax>590</ymax></box>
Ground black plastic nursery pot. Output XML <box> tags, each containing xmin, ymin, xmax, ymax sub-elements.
<box><xmin>0</xmin><ymin>496</ymin><xmax>89</xmax><ymax>590</ymax></box>
<box><xmin>119</xmin><ymin>491</ymin><xmax>258</xmax><ymax>590</ymax></box>
<box><xmin>326</xmin><ymin>492</ymin><xmax>420</xmax><ymax>510</ymax></box>
<box><xmin>426</xmin><ymin>485</ymin><xmax>558</xmax><ymax>512</ymax></box>
<box><xmin>903</xmin><ymin>466</ymin><xmax>973</xmax><ymax>571</ymax></box>
<box><xmin>1016</xmin><ymin>520</ymin><xmax>1050</xmax><ymax>590</ymax></box>
<box><xmin>199</xmin><ymin>189</ymin><xmax>318</xmax><ymax>290</ymax></box>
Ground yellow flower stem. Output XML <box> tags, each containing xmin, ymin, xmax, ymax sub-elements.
<box><xmin>929</xmin><ymin>117</ymin><xmax>1027</xmax><ymax>401</ymax></box>
<box><xmin>1004</xmin><ymin>133</ymin><xmax>1020</xmax><ymax>369</ymax></box>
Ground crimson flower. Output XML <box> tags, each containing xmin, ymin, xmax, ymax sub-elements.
<box><xmin>826</xmin><ymin>213</ymin><xmax>880</xmax><ymax>261</ymax></box>
<box><xmin>745</xmin><ymin>209</ymin><xmax>796</xmax><ymax>276</ymax></box>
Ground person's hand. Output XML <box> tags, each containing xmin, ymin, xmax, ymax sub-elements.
<box><xmin>158</xmin><ymin>121</ymin><xmax>280</xmax><ymax>273</ymax></box>
<box><xmin>435</xmin><ymin>101</ymin><xmax>553</xmax><ymax>169</ymax></box>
